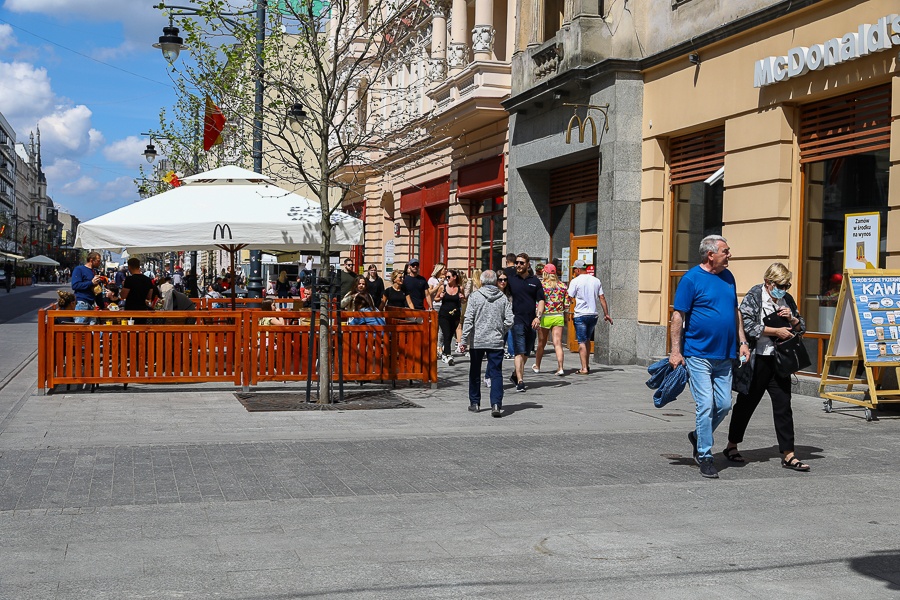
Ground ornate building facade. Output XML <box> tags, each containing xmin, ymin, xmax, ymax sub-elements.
<box><xmin>349</xmin><ymin>0</ymin><xmax>515</xmax><ymax>278</ymax></box>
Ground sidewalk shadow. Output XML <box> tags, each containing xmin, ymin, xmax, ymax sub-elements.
<box><xmin>849</xmin><ymin>550</ymin><xmax>900</xmax><ymax>590</ymax></box>
<box><xmin>506</xmin><ymin>380</ymin><xmax>571</xmax><ymax>391</ymax></box>
<box><xmin>661</xmin><ymin>443</ymin><xmax>824</xmax><ymax>471</ymax></box>
<box><xmin>502</xmin><ymin>401</ymin><xmax>543</xmax><ymax>415</ymax></box>
<box><xmin>717</xmin><ymin>443</ymin><xmax>824</xmax><ymax>472</ymax></box>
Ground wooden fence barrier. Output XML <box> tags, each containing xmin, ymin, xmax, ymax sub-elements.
<box><xmin>37</xmin><ymin>307</ymin><xmax>438</xmax><ymax>394</ymax></box>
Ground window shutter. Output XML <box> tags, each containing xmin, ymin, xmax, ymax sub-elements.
<box><xmin>549</xmin><ymin>158</ymin><xmax>599</xmax><ymax>206</ymax></box>
<box><xmin>669</xmin><ymin>128</ymin><xmax>725</xmax><ymax>187</ymax></box>
<box><xmin>799</xmin><ymin>85</ymin><xmax>891</xmax><ymax>164</ymax></box>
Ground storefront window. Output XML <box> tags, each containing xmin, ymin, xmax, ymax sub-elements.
<box><xmin>802</xmin><ymin>150</ymin><xmax>890</xmax><ymax>333</ymax></box>
<box><xmin>471</xmin><ymin>197</ymin><xmax>504</xmax><ymax>272</ymax></box>
<box><xmin>549</xmin><ymin>201</ymin><xmax>597</xmax><ymax>261</ymax></box>
<box><xmin>671</xmin><ymin>180</ymin><xmax>723</xmax><ymax>271</ymax></box>
<box><xmin>407</xmin><ymin>213</ymin><xmax>420</xmax><ymax>260</ymax></box>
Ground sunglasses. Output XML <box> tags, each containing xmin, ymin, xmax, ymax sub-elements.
<box><xmin>498</xmin><ymin>278</ymin><xmax>508</xmax><ymax>282</ymax></box>
<box><xmin>515</xmin><ymin>260</ymin><xmax>526</xmax><ymax>265</ymax></box>
<box><xmin>773</xmin><ymin>282</ymin><xmax>792</xmax><ymax>290</ymax></box>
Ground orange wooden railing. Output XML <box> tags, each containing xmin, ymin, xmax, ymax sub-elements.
<box><xmin>37</xmin><ymin>307</ymin><xmax>438</xmax><ymax>393</ymax></box>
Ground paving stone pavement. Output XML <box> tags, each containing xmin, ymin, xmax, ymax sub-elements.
<box><xmin>1</xmin><ymin>306</ymin><xmax>900</xmax><ymax>598</ymax></box>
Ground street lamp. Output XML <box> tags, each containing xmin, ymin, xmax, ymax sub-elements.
<box><xmin>153</xmin><ymin>1</ymin><xmax>267</xmax><ymax>298</ymax></box>
<box><xmin>153</xmin><ymin>18</ymin><xmax>188</xmax><ymax>64</ymax></box>
<box><xmin>143</xmin><ymin>143</ymin><xmax>158</xmax><ymax>164</ymax></box>
<box><xmin>287</xmin><ymin>103</ymin><xmax>308</xmax><ymax>133</ymax></box>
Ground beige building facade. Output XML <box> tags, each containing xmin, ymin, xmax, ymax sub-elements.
<box><xmin>640</xmin><ymin>0</ymin><xmax>899</xmax><ymax>365</ymax></box>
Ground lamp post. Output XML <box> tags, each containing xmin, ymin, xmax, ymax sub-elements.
<box><xmin>153</xmin><ymin>1</ymin><xmax>267</xmax><ymax>298</ymax></box>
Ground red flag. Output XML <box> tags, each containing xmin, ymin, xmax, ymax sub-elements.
<box><xmin>203</xmin><ymin>95</ymin><xmax>226</xmax><ymax>151</ymax></box>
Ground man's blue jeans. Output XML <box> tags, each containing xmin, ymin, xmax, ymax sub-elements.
<box><xmin>469</xmin><ymin>348</ymin><xmax>504</xmax><ymax>408</ymax></box>
<box><xmin>685</xmin><ymin>356</ymin><xmax>733</xmax><ymax>461</ymax></box>
<box><xmin>74</xmin><ymin>300</ymin><xmax>96</xmax><ymax>325</ymax></box>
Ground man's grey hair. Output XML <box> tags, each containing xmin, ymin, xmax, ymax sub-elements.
<box><xmin>481</xmin><ymin>270</ymin><xmax>498</xmax><ymax>286</ymax></box>
<box><xmin>699</xmin><ymin>235</ymin><xmax>727</xmax><ymax>260</ymax></box>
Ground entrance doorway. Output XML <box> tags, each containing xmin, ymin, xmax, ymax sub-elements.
<box><xmin>566</xmin><ymin>235</ymin><xmax>597</xmax><ymax>353</ymax></box>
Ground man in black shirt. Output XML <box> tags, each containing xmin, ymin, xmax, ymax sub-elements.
<box><xmin>339</xmin><ymin>258</ymin><xmax>357</xmax><ymax>298</ymax></box>
<box><xmin>121</xmin><ymin>258</ymin><xmax>154</xmax><ymax>313</ymax></box>
<box><xmin>506</xmin><ymin>252</ymin><xmax>545</xmax><ymax>392</ymax></box>
<box><xmin>401</xmin><ymin>258</ymin><xmax>429</xmax><ymax>310</ymax></box>
<box><xmin>502</xmin><ymin>252</ymin><xmax>517</xmax><ymax>281</ymax></box>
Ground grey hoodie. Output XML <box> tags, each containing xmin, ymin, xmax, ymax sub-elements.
<box><xmin>462</xmin><ymin>285</ymin><xmax>514</xmax><ymax>350</ymax></box>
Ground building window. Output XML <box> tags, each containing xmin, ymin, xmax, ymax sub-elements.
<box><xmin>407</xmin><ymin>212</ymin><xmax>420</xmax><ymax>260</ymax></box>
<box><xmin>667</xmin><ymin>127</ymin><xmax>725</xmax><ymax>309</ymax></box>
<box><xmin>543</xmin><ymin>0</ymin><xmax>564</xmax><ymax>41</ymax></box>
<box><xmin>802</xmin><ymin>151</ymin><xmax>889</xmax><ymax>332</ymax></box>
<box><xmin>799</xmin><ymin>86</ymin><xmax>891</xmax><ymax>334</ymax></box>
<box><xmin>470</xmin><ymin>196</ymin><xmax>505</xmax><ymax>272</ymax></box>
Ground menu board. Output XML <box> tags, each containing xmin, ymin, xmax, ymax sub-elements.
<box><xmin>851</xmin><ymin>274</ymin><xmax>900</xmax><ymax>363</ymax></box>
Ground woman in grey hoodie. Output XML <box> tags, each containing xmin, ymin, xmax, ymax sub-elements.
<box><xmin>460</xmin><ymin>270</ymin><xmax>514</xmax><ymax>417</ymax></box>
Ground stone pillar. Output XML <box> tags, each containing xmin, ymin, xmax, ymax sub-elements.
<box><xmin>429</xmin><ymin>3</ymin><xmax>448</xmax><ymax>80</ymax></box>
<box><xmin>472</xmin><ymin>0</ymin><xmax>494</xmax><ymax>61</ymax></box>
<box><xmin>448</xmin><ymin>0</ymin><xmax>468</xmax><ymax>72</ymax></box>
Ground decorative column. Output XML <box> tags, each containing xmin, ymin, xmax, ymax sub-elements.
<box><xmin>429</xmin><ymin>3</ymin><xmax>448</xmax><ymax>80</ymax></box>
<box><xmin>472</xmin><ymin>0</ymin><xmax>494</xmax><ymax>61</ymax></box>
<box><xmin>448</xmin><ymin>0</ymin><xmax>468</xmax><ymax>72</ymax></box>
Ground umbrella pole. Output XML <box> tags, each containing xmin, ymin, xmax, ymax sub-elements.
<box><xmin>229</xmin><ymin>248</ymin><xmax>237</xmax><ymax>311</ymax></box>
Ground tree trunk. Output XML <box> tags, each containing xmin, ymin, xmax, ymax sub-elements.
<box><xmin>317</xmin><ymin>202</ymin><xmax>333</xmax><ymax>404</ymax></box>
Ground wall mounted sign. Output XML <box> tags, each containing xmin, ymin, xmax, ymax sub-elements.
<box><xmin>844</xmin><ymin>212</ymin><xmax>880</xmax><ymax>270</ymax></box>
<box><xmin>754</xmin><ymin>14</ymin><xmax>900</xmax><ymax>88</ymax></box>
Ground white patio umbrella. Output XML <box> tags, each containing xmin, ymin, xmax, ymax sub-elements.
<box><xmin>75</xmin><ymin>165</ymin><xmax>364</xmax><ymax>309</ymax></box>
<box><xmin>74</xmin><ymin>165</ymin><xmax>363</xmax><ymax>254</ymax></box>
<box><xmin>22</xmin><ymin>254</ymin><xmax>60</xmax><ymax>267</ymax></box>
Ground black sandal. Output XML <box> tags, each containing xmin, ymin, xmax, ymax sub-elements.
<box><xmin>781</xmin><ymin>456</ymin><xmax>810</xmax><ymax>472</ymax></box>
<box><xmin>723</xmin><ymin>447</ymin><xmax>745</xmax><ymax>463</ymax></box>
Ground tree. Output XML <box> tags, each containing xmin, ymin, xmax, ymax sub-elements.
<box><xmin>158</xmin><ymin>0</ymin><xmax>442</xmax><ymax>401</ymax></box>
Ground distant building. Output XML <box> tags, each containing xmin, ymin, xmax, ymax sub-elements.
<box><xmin>0</xmin><ymin>113</ymin><xmax>15</xmax><ymax>255</ymax></box>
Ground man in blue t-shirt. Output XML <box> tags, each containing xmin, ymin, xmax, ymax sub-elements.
<box><xmin>670</xmin><ymin>235</ymin><xmax>750</xmax><ymax>479</ymax></box>
<box><xmin>70</xmin><ymin>251</ymin><xmax>103</xmax><ymax>324</ymax></box>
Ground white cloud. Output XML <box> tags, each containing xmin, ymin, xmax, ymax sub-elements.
<box><xmin>102</xmin><ymin>136</ymin><xmax>148</xmax><ymax>167</ymax></box>
<box><xmin>5</xmin><ymin>0</ymin><xmax>167</xmax><ymax>59</ymax></box>
<box><xmin>43</xmin><ymin>158</ymin><xmax>82</xmax><ymax>182</ymax></box>
<box><xmin>61</xmin><ymin>175</ymin><xmax>99</xmax><ymax>196</ymax></box>
<box><xmin>88</xmin><ymin>129</ymin><xmax>106</xmax><ymax>153</ymax></box>
<box><xmin>0</xmin><ymin>24</ymin><xmax>15</xmax><ymax>50</ymax></box>
<box><xmin>0</xmin><ymin>62</ymin><xmax>54</xmax><ymax>128</ymax></box>
<box><xmin>98</xmin><ymin>176</ymin><xmax>139</xmax><ymax>203</ymax></box>
<box><xmin>37</xmin><ymin>105</ymin><xmax>96</xmax><ymax>155</ymax></box>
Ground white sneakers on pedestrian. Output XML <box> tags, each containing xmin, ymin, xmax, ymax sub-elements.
<box><xmin>531</xmin><ymin>364</ymin><xmax>540</xmax><ymax>374</ymax></box>
<box><xmin>441</xmin><ymin>354</ymin><xmax>454</xmax><ymax>366</ymax></box>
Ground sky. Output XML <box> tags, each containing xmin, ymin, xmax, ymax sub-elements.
<box><xmin>0</xmin><ymin>0</ymin><xmax>184</xmax><ymax>222</ymax></box>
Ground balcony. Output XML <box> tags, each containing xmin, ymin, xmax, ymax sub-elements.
<box><xmin>426</xmin><ymin>61</ymin><xmax>511</xmax><ymax>136</ymax></box>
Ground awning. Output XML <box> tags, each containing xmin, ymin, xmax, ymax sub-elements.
<box><xmin>0</xmin><ymin>251</ymin><xmax>25</xmax><ymax>260</ymax></box>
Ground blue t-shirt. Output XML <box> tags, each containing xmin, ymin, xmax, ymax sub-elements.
<box><xmin>673</xmin><ymin>265</ymin><xmax>738</xmax><ymax>360</ymax></box>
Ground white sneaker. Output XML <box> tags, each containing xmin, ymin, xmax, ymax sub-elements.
<box><xmin>447</xmin><ymin>355</ymin><xmax>454</xmax><ymax>366</ymax></box>
<box><xmin>531</xmin><ymin>365</ymin><xmax>540</xmax><ymax>374</ymax></box>
<box><xmin>441</xmin><ymin>354</ymin><xmax>450</xmax><ymax>364</ymax></box>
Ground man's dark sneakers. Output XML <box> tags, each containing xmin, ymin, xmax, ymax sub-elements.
<box><xmin>699</xmin><ymin>459</ymin><xmax>719</xmax><ymax>479</ymax></box>
<box><xmin>491</xmin><ymin>406</ymin><xmax>502</xmax><ymax>418</ymax></box>
<box><xmin>516</xmin><ymin>381</ymin><xmax>526</xmax><ymax>392</ymax></box>
<box><xmin>688</xmin><ymin>431</ymin><xmax>699</xmax><ymax>464</ymax></box>
<box><xmin>468</xmin><ymin>404</ymin><xmax>479</xmax><ymax>413</ymax></box>
<box><xmin>509</xmin><ymin>372</ymin><xmax>518</xmax><ymax>385</ymax></box>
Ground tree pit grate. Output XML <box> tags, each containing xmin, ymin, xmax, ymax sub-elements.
<box><xmin>234</xmin><ymin>390</ymin><xmax>421</xmax><ymax>412</ymax></box>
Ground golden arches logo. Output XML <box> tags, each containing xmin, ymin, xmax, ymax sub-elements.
<box><xmin>565</xmin><ymin>114</ymin><xmax>598</xmax><ymax>146</ymax></box>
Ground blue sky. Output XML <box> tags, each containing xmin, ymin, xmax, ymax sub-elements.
<box><xmin>0</xmin><ymin>0</ymin><xmax>183</xmax><ymax>221</ymax></box>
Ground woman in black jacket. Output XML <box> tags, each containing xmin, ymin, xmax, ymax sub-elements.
<box><xmin>725</xmin><ymin>262</ymin><xmax>810</xmax><ymax>471</ymax></box>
